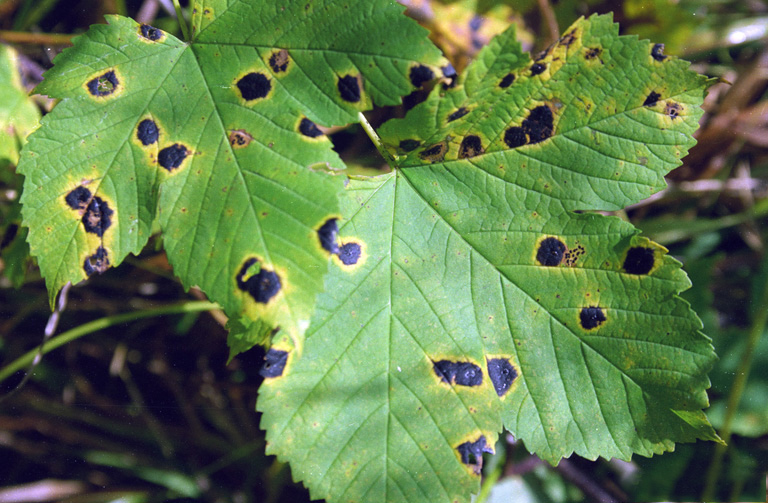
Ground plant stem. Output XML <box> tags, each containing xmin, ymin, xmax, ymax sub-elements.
<box><xmin>172</xmin><ymin>0</ymin><xmax>190</xmax><ymax>41</ymax></box>
<box><xmin>701</xmin><ymin>270</ymin><xmax>768</xmax><ymax>500</ymax></box>
<box><xmin>0</xmin><ymin>30</ymin><xmax>73</xmax><ymax>46</ymax></box>
<box><xmin>0</xmin><ymin>301</ymin><xmax>218</xmax><ymax>386</ymax></box>
<box><xmin>357</xmin><ymin>111</ymin><xmax>399</xmax><ymax>168</ymax></box>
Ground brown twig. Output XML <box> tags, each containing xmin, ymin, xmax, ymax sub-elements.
<box><xmin>0</xmin><ymin>30</ymin><xmax>73</xmax><ymax>46</ymax></box>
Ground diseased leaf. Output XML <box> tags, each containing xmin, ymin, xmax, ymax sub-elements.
<box><xmin>258</xmin><ymin>14</ymin><xmax>718</xmax><ymax>503</ymax></box>
<box><xmin>17</xmin><ymin>0</ymin><xmax>445</xmax><ymax>341</ymax></box>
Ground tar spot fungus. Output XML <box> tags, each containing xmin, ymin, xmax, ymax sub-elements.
<box><xmin>228</xmin><ymin>129</ymin><xmax>253</xmax><ymax>148</ymax></box>
<box><xmin>268</xmin><ymin>49</ymin><xmax>290</xmax><ymax>73</ymax></box>
<box><xmin>136</xmin><ymin>119</ymin><xmax>159</xmax><ymax>146</ymax></box>
<box><xmin>65</xmin><ymin>186</ymin><xmax>92</xmax><ymax>210</ymax></box>
<box><xmin>523</xmin><ymin>105</ymin><xmax>554</xmax><ymax>144</ymax></box>
<box><xmin>651</xmin><ymin>43</ymin><xmax>667</xmax><ymax>61</ymax></box>
<box><xmin>337</xmin><ymin>74</ymin><xmax>361</xmax><ymax>103</ymax></box>
<box><xmin>236</xmin><ymin>258</ymin><xmax>282</xmax><ymax>304</ymax></box>
<box><xmin>82</xmin><ymin>197</ymin><xmax>113</xmax><ymax>237</ymax></box>
<box><xmin>419</xmin><ymin>142</ymin><xmax>448</xmax><ymax>163</ymax></box>
<box><xmin>580</xmin><ymin>306</ymin><xmax>606</xmax><ymax>330</ymax></box>
<box><xmin>158</xmin><ymin>144</ymin><xmax>189</xmax><ymax>171</ymax></box>
<box><xmin>643</xmin><ymin>91</ymin><xmax>661</xmax><ymax>107</ymax></box>
<box><xmin>409</xmin><ymin>64</ymin><xmax>434</xmax><ymax>88</ymax></box>
<box><xmin>399</xmin><ymin>139</ymin><xmax>421</xmax><ymax>152</ymax></box>
<box><xmin>665</xmin><ymin>101</ymin><xmax>682</xmax><ymax>119</ymax></box>
<box><xmin>448</xmin><ymin>107</ymin><xmax>469</xmax><ymax>122</ymax></box>
<box><xmin>299</xmin><ymin>117</ymin><xmax>323</xmax><ymax>138</ymax></box>
<box><xmin>259</xmin><ymin>349</ymin><xmax>289</xmax><ymax>378</ymax></box>
<box><xmin>317</xmin><ymin>218</ymin><xmax>339</xmax><ymax>254</ymax></box>
<box><xmin>458</xmin><ymin>135</ymin><xmax>483</xmax><ymax>159</ymax></box>
<box><xmin>487</xmin><ymin>358</ymin><xmax>517</xmax><ymax>397</ymax></box>
<box><xmin>530</xmin><ymin>63</ymin><xmax>546</xmax><ymax>76</ymax></box>
<box><xmin>584</xmin><ymin>47</ymin><xmax>602</xmax><ymax>60</ymax></box>
<box><xmin>623</xmin><ymin>246</ymin><xmax>655</xmax><ymax>275</ymax></box>
<box><xmin>456</xmin><ymin>436</ymin><xmax>493</xmax><ymax>474</ymax></box>
<box><xmin>139</xmin><ymin>24</ymin><xmax>162</xmax><ymax>41</ymax></box>
<box><xmin>83</xmin><ymin>246</ymin><xmax>110</xmax><ymax>276</ymax></box>
<box><xmin>433</xmin><ymin>360</ymin><xmax>483</xmax><ymax>387</ymax></box>
<box><xmin>503</xmin><ymin>126</ymin><xmax>526</xmax><ymax>148</ymax></box>
<box><xmin>237</xmin><ymin>72</ymin><xmax>271</xmax><ymax>101</ymax></box>
<box><xmin>564</xmin><ymin>244</ymin><xmax>586</xmax><ymax>267</ymax></box>
<box><xmin>87</xmin><ymin>70</ymin><xmax>119</xmax><ymax>97</ymax></box>
<box><xmin>537</xmin><ymin>237</ymin><xmax>566</xmax><ymax>266</ymax></box>
<box><xmin>338</xmin><ymin>242</ymin><xmax>361</xmax><ymax>265</ymax></box>
<box><xmin>499</xmin><ymin>73</ymin><xmax>515</xmax><ymax>88</ymax></box>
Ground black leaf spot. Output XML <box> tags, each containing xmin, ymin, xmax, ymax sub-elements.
<box><xmin>158</xmin><ymin>144</ymin><xmax>189</xmax><ymax>171</ymax></box>
<box><xmin>530</xmin><ymin>63</ymin><xmax>546</xmax><ymax>76</ymax></box>
<box><xmin>228</xmin><ymin>129</ymin><xmax>253</xmax><ymax>148</ymax></box>
<box><xmin>623</xmin><ymin>246</ymin><xmax>655</xmax><ymax>275</ymax></box>
<box><xmin>259</xmin><ymin>349</ymin><xmax>288</xmax><ymax>378</ymax></box>
<box><xmin>487</xmin><ymin>358</ymin><xmax>517</xmax><ymax>397</ymax></box>
<box><xmin>448</xmin><ymin>107</ymin><xmax>469</xmax><ymax>122</ymax></box>
<box><xmin>458</xmin><ymin>135</ymin><xmax>483</xmax><ymax>159</ymax></box>
<box><xmin>136</xmin><ymin>119</ymin><xmax>159</xmax><ymax>146</ymax></box>
<box><xmin>433</xmin><ymin>360</ymin><xmax>483</xmax><ymax>387</ymax></box>
<box><xmin>236</xmin><ymin>258</ymin><xmax>282</xmax><ymax>304</ymax></box>
<box><xmin>409</xmin><ymin>64</ymin><xmax>434</xmax><ymax>88</ymax></box>
<box><xmin>651</xmin><ymin>43</ymin><xmax>667</xmax><ymax>61</ymax></box>
<box><xmin>584</xmin><ymin>47</ymin><xmax>602</xmax><ymax>60</ymax></box>
<box><xmin>456</xmin><ymin>436</ymin><xmax>493</xmax><ymax>474</ymax></box>
<box><xmin>82</xmin><ymin>197</ymin><xmax>113</xmax><ymax>237</ymax></box>
<box><xmin>559</xmin><ymin>29</ymin><xmax>577</xmax><ymax>47</ymax></box>
<box><xmin>503</xmin><ymin>126</ymin><xmax>526</xmax><ymax>148</ymax></box>
<box><xmin>537</xmin><ymin>237</ymin><xmax>566</xmax><ymax>266</ymax></box>
<box><xmin>665</xmin><ymin>101</ymin><xmax>682</xmax><ymax>119</ymax></box>
<box><xmin>299</xmin><ymin>117</ymin><xmax>323</xmax><ymax>138</ymax></box>
<box><xmin>499</xmin><ymin>73</ymin><xmax>515</xmax><ymax>88</ymax></box>
<box><xmin>580</xmin><ymin>306</ymin><xmax>606</xmax><ymax>330</ymax></box>
<box><xmin>643</xmin><ymin>91</ymin><xmax>661</xmax><ymax>107</ymax></box>
<box><xmin>337</xmin><ymin>74</ymin><xmax>361</xmax><ymax>103</ymax></box>
<box><xmin>268</xmin><ymin>49</ymin><xmax>289</xmax><ymax>73</ymax></box>
<box><xmin>403</xmin><ymin>90</ymin><xmax>426</xmax><ymax>110</ymax></box>
<box><xmin>418</xmin><ymin>142</ymin><xmax>448</xmax><ymax>163</ymax></box>
<box><xmin>83</xmin><ymin>246</ymin><xmax>110</xmax><ymax>277</ymax></box>
<box><xmin>140</xmin><ymin>24</ymin><xmax>162</xmax><ymax>41</ymax></box>
<box><xmin>399</xmin><ymin>139</ymin><xmax>421</xmax><ymax>152</ymax></box>
<box><xmin>522</xmin><ymin>105</ymin><xmax>554</xmax><ymax>144</ymax></box>
<box><xmin>87</xmin><ymin>70</ymin><xmax>119</xmax><ymax>97</ymax></box>
<box><xmin>338</xmin><ymin>242</ymin><xmax>361</xmax><ymax>265</ymax></box>
<box><xmin>65</xmin><ymin>186</ymin><xmax>92</xmax><ymax>210</ymax></box>
<box><xmin>318</xmin><ymin>218</ymin><xmax>339</xmax><ymax>254</ymax></box>
<box><xmin>237</xmin><ymin>72</ymin><xmax>271</xmax><ymax>101</ymax></box>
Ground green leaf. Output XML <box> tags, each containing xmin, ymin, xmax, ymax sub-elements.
<box><xmin>17</xmin><ymin>1</ymin><xmax>446</xmax><ymax>341</ymax></box>
<box><xmin>0</xmin><ymin>44</ymin><xmax>40</xmax><ymax>168</ymax></box>
<box><xmin>258</xmin><ymin>14</ymin><xmax>718</xmax><ymax>503</ymax></box>
<box><xmin>1</xmin><ymin>44</ymin><xmax>40</xmax><ymax>287</ymax></box>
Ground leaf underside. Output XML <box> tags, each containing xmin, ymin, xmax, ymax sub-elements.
<box><xmin>257</xmin><ymin>14</ymin><xmax>718</xmax><ymax>503</ymax></box>
<box><xmin>17</xmin><ymin>0</ymin><xmax>446</xmax><ymax>343</ymax></box>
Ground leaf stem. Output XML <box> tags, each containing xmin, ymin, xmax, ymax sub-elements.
<box><xmin>701</xmin><ymin>265</ymin><xmax>768</xmax><ymax>500</ymax></box>
<box><xmin>0</xmin><ymin>301</ymin><xmax>219</xmax><ymax>386</ymax></box>
<box><xmin>0</xmin><ymin>30</ymin><xmax>73</xmax><ymax>46</ymax></box>
<box><xmin>172</xmin><ymin>0</ymin><xmax>190</xmax><ymax>41</ymax></box>
<box><xmin>357</xmin><ymin>111</ymin><xmax>399</xmax><ymax>168</ymax></box>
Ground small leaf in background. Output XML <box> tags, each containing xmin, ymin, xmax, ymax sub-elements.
<box><xmin>17</xmin><ymin>0</ymin><xmax>446</xmax><ymax>344</ymax></box>
<box><xmin>0</xmin><ymin>44</ymin><xmax>41</xmax><ymax>287</ymax></box>
<box><xmin>259</xmin><ymin>14</ymin><xmax>718</xmax><ymax>503</ymax></box>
